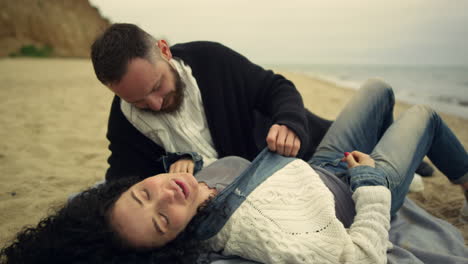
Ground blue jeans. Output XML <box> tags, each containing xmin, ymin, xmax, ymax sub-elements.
<box><xmin>308</xmin><ymin>78</ymin><xmax>468</xmax><ymax>216</ymax></box>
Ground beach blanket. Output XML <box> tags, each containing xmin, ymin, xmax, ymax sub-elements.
<box><xmin>202</xmin><ymin>198</ymin><xmax>468</xmax><ymax>264</ymax></box>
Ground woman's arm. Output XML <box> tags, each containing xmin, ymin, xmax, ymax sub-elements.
<box><xmin>346</xmin><ymin>185</ymin><xmax>392</xmax><ymax>264</ymax></box>
<box><xmin>343</xmin><ymin>151</ymin><xmax>392</xmax><ymax>264</ymax></box>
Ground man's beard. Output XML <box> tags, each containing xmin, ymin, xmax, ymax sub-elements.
<box><xmin>158</xmin><ymin>64</ymin><xmax>185</xmax><ymax>114</ymax></box>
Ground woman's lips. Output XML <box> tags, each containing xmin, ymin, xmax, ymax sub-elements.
<box><xmin>174</xmin><ymin>180</ymin><xmax>189</xmax><ymax>199</ymax></box>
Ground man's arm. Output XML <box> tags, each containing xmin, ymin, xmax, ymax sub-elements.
<box><xmin>105</xmin><ymin>96</ymin><xmax>167</xmax><ymax>181</ymax></box>
<box><xmin>220</xmin><ymin>46</ymin><xmax>310</xmax><ymax>157</ymax></box>
<box><xmin>106</xmin><ymin>96</ymin><xmax>206</xmax><ymax>180</ymax></box>
<box><xmin>170</xmin><ymin>41</ymin><xmax>331</xmax><ymax>160</ymax></box>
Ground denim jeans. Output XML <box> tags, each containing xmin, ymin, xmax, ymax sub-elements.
<box><xmin>308</xmin><ymin>78</ymin><xmax>468</xmax><ymax>216</ymax></box>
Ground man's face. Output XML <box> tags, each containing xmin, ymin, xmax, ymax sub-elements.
<box><xmin>110</xmin><ymin>173</ymin><xmax>214</xmax><ymax>248</ymax></box>
<box><xmin>109</xmin><ymin>57</ymin><xmax>184</xmax><ymax>113</ymax></box>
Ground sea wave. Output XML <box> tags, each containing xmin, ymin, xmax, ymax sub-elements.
<box><xmin>289</xmin><ymin>65</ymin><xmax>468</xmax><ymax>120</ymax></box>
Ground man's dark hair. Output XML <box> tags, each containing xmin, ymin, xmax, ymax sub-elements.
<box><xmin>0</xmin><ymin>176</ymin><xmax>206</xmax><ymax>264</ymax></box>
<box><xmin>91</xmin><ymin>23</ymin><xmax>157</xmax><ymax>85</ymax></box>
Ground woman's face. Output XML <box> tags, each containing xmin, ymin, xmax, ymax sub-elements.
<box><xmin>110</xmin><ymin>173</ymin><xmax>214</xmax><ymax>248</ymax></box>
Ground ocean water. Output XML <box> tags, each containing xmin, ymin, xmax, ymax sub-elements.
<box><xmin>273</xmin><ymin>64</ymin><xmax>468</xmax><ymax>120</ymax></box>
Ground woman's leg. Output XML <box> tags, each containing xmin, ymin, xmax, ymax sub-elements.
<box><xmin>309</xmin><ymin>79</ymin><xmax>394</xmax><ymax>175</ymax></box>
<box><xmin>370</xmin><ymin>105</ymin><xmax>468</xmax><ymax>215</ymax></box>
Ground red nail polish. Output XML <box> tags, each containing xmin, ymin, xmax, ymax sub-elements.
<box><xmin>344</xmin><ymin>152</ymin><xmax>350</xmax><ymax>157</ymax></box>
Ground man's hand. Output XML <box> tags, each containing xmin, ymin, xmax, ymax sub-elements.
<box><xmin>341</xmin><ymin>151</ymin><xmax>375</xmax><ymax>169</ymax></box>
<box><xmin>266</xmin><ymin>124</ymin><xmax>301</xmax><ymax>157</ymax></box>
<box><xmin>169</xmin><ymin>158</ymin><xmax>195</xmax><ymax>174</ymax></box>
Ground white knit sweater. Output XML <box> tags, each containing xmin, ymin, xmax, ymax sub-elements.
<box><xmin>208</xmin><ymin>159</ymin><xmax>392</xmax><ymax>264</ymax></box>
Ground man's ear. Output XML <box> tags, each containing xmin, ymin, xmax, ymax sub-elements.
<box><xmin>157</xmin><ymin>40</ymin><xmax>172</xmax><ymax>60</ymax></box>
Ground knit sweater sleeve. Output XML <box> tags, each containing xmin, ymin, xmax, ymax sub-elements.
<box><xmin>345</xmin><ymin>186</ymin><xmax>392</xmax><ymax>264</ymax></box>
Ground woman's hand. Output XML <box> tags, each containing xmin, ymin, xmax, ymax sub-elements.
<box><xmin>343</xmin><ymin>151</ymin><xmax>387</xmax><ymax>192</ymax></box>
<box><xmin>341</xmin><ymin>151</ymin><xmax>375</xmax><ymax>169</ymax></box>
<box><xmin>169</xmin><ymin>158</ymin><xmax>195</xmax><ymax>174</ymax></box>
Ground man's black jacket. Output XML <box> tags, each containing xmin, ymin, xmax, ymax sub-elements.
<box><xmin>105</xmin><ymin>41</ymin><xmax>332</xmax><ymax>181</ymax></box>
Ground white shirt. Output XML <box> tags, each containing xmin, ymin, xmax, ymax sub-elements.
<box><xmin>120</xmin><ymin>58</ymin><xmax>218</xmax><ymax>165</ymax></box>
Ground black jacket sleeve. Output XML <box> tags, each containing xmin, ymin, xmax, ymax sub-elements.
<box><xmin>212</xmin><ymin>44</ymin><xmax>312</xmax><ymax>157</ymax></box>
<box><xmin>105</xmin><ymin>96</ymin><xmax>166</xmax><ymax>181</ymax></box>
<box><xmin>171</xmin><ymin>41</ymin><xmax>332</xmax><ymax>159</ymax></box>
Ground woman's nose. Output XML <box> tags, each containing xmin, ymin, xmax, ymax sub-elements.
<box><xmin>159</xmin><ymin>188</ymin><xmax>175</xmax><ymax>204</ymax></box>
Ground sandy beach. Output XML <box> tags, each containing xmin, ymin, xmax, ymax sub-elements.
<box><xmin>0</xmin><ymin>58</ymin><xmax>467</xmax><ymax>247</ymax></box>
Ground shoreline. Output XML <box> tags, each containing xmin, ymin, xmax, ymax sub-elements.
<box><xmin>276</xmin><ymin>68</ymin><xmax>468</xmax><ymax>121</ymax></box>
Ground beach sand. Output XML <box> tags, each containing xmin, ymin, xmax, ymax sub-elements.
<box><xmin>0</xmin><ymin>58</ymin><xmax>467</xmax><ymax>247</ymax></box>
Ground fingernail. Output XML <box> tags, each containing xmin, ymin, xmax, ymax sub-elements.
<box><xmin>344</xmin><ymin>152</ymin><xmax>350</xmax><ymax>157</ymax></box>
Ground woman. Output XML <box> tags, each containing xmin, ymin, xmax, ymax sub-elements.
<box><xmin>2</xmin><ymin>79</ymin><xmax>467</xmax><ymax>264</ymax></box>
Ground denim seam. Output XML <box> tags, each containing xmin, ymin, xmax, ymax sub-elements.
<box><xmin>349</xmin><ymin>166</ymin><xmax>388</xmax><ymax>191</ymax></box>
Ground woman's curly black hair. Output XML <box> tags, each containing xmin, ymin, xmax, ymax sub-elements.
<box><xmin>0</xmin><ymin>176</ymin><xmax>209</xmax><ymax>264</ymax></box>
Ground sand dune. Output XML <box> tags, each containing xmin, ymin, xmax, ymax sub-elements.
<box><xmin>0</xmin><ymin>58</ymin><xmax>466</xmax><ymax>247</ymax></box>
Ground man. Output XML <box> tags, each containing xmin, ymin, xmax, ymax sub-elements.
<box><xmin>91</xmin><ymin>23</ymin><xmax>431</xmax><ymax>181</ymax></box>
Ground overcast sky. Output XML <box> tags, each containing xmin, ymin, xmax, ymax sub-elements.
<box><xmin>89</xmin><ymin>0</ymin><xmax>468</xmax><ymax>65</ymax></box>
